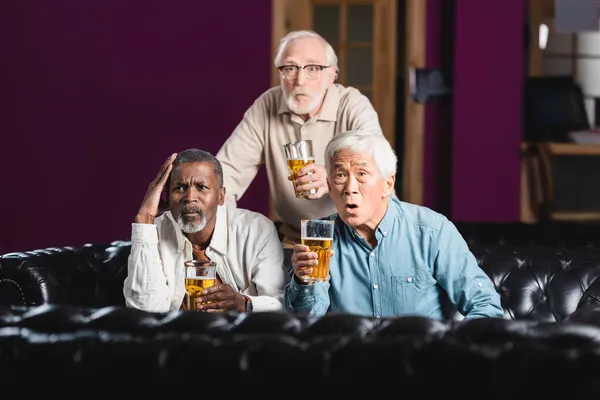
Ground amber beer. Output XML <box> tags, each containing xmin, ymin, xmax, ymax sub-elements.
<box><xmin>300</xmin><ymin>237</ymin><xmax>333</xmax><ymax>282</ymax></box>
<box><xmin>283</xmin><ymin>140</ymin><xmax>316</xmax><ymax>198</ymax></box>
<box><xmin>184</xmin><ymin>260</ymin><xmax>217</xmax><ymax>311</ymax></box>
<box><xmin>287</xmin><ymin>157</ymin><xmax>317</xmax><ymax>198</ymax></box>
<box><xmin>184</xmin><ymin>276</ymin><xmax>216</xmax><ymax>310</ymax></box>
<box><xmin>300</xmin><ymin>219</ymin><xmax>335</xmax><ymax>282</ymax></box>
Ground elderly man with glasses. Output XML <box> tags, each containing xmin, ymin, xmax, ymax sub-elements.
<box><xmin>216</xmin><ymin>30</ymin><xmax>382</xmax><ymax>277</ymax></box>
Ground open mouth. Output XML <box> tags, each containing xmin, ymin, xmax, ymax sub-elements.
<box><xmin>345</xmin><ymin>204</ymin><xmax>358</xmax><ymax>210</ymax></box>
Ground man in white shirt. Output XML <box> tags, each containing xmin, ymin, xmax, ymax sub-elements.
<box><xmin>123</xmin><ymin>149</ymin><xmax>285</xmax><ymax>314</ymax></box>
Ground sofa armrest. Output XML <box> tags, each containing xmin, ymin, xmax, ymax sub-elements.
<box><xmin>0</xmin><ymin>245</ymin><xmax>111</xmax><ymax>308</ymax></box>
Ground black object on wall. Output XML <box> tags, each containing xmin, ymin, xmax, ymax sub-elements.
<box><xmin>523</xmin><ymin>75</ymin><xmax>590</xmax><ymax>142</ymax></box>
<box><xmin>409</xmin><ymin>67</ymin><xmax>452</xmax><ymax>103</ymax></box>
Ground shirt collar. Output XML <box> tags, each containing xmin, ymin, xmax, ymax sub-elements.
<box><xmin>342</xmin><ymin>198</ymin><xmax>399</xmax><ymax>241</ymax></box>
<box><xmin>338</xmin><ymin>196</ymin><xmax>402</xmax><ymax>239</ymax></box>
<box><xmin>167</xmin><ymin>204</ymin><xmax>228</xmax><ymax>254</ymax></box>
<box><xmin>376</xmin><ymin>199</ymin><xmax>397</xmax><ymax>237</ymax></box>
<box><xmin>277</xmin><ymin>85</ymin><xmax>339</xmax><ymax>122</ymax></box>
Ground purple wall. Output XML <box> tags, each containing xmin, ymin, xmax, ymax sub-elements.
<box><xmin>424</xmin><ymin>0</ymin><xmax>454</xmax><ymax>216</ymax></box>
<box><xmin>449</xmin><ymin>1</ymin><xmax>525</xmax><ymax>221</ymax></box>
<box><xmin>0</xmin><ymin>1</ymin><xmax>270</xmax><ymax>253</ymax></box>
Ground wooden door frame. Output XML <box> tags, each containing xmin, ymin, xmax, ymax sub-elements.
<box><xmin>271</xmin><ymin>0</ymin><xmax>426</xmax><ymax>204</ymax></box>
<box><xmin>402</xmin><ymin>0</ymin><xmax>426</xmax><ymax>205</ymax></box>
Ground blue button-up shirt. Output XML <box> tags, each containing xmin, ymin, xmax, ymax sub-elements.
<box><xmin>284</xmin><ymin>197</ymin><xmax>504</xmax><ymax>319</ymax></box>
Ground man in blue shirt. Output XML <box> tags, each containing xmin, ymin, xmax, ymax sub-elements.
<box><xmin>284</xmin><ymin>131</ymin><xmax>504</xmax><ymax>319</ymax></box>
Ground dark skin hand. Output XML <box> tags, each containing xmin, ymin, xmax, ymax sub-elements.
<box><xmin>135</xmin><ymin>153</ymin><xmax>177</xmax><ymax>224</ymax></box>
<box><xmin>195</xmin><ymin>283</ymin><xmax>247</xmax><ymax>312</ymax></box>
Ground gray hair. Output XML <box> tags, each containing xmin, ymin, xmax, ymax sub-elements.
<box><xmin>273</xmin><ymin>30</ymin><xmax>339</xmax><ymax>73</ymax></box>
<box><xmin>167</xmin><ymin>148</ymin><xmax>224</xmax><ymax>190</ymax></box>
<box><xmin>325</xmin><ymin>131</ymin><xmax>397</xmax><ymax>180</ymax></box>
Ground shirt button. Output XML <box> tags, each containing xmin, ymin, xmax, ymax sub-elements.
<box><xmin>477</xmin><ymin>282</ymin><xmax>483</xmax><ymax>287</ymax></box>
<box><xmin>304</xmin><ymin>289</ymin><xmax>309</xmax><ymax>293</ymax></box>
<box><xmin>383</xmin><ymin>231</ymin><xmax>387</xmax><ymax>236</ymax></box>
<box><xmin>373</xmin><ymin>284</ymin><xmax>378</xmax><ymax>289</ymax></box>
<box><xmin>407</xmin><ymin>277</ymin><xmax>413</xmax><ymax>283</ymax></box>
<box><xmin>375</xmin><ymin>314</ymin><xmax>381</xmax><ymax>318</ymax></box>
<box><xmin>370</xmin><ymin>252</ymin><xmax>374</xmax><ymax>257</ymax></box>
<box><xmin>173</xmin><ymin>297</ymin><xmax>179</xmax><ymax>304</ymax></box>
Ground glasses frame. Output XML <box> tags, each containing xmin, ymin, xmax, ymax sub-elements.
<box><xmin>277</xmin><ymin>64</ymin><xmax>331</xmax><ymax>80</ymax></box>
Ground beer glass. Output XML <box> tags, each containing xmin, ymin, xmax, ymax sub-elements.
<box><xmin>283</xmin><ymin>139</ymin><xmax>317</xmax><ymax>198</ymax></box>
<box><xmin>184</xmin><ymin>260</ymin><xmax>217</xmax><ymax>311</ymax></box>
<box><xmin>300</xmin><ymin>219</ymin><xmax>335</xmax><ymax>282</ymax></box>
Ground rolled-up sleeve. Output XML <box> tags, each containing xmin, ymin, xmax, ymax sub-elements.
<box><xmin>216</xmin><ymin>99</ymin><xmax>267</xmax><ymax>207</ymax></box>
<box><xmin>284</xmin><ymin>278</ymin><xmax>330</xmax><ymax>315</ymax></box>
<box><xmin>431</xmin><ymin>219</ymin><xmax>504</xmax><ymax>319</ymax></box>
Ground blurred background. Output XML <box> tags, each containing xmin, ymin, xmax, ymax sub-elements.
<box><xmin>1</xmin><ymin>0</ymin><xmax>599</xmax><ymax>254</ymax></box>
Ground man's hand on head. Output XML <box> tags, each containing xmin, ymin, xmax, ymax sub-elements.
<box><xmin>134</xmin><ymin>153</ymin><xmax>177</xmax><ymax>224</ymax></box>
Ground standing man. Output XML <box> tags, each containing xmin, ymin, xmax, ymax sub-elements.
<box><xmin>216</xmin><ymin>30</ymin><xmax>382</xmax><ymax>271</ymax></box>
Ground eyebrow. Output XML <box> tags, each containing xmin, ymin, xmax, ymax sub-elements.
<box><xmin>173</xmin><ymin>179</ymin><xmax>208</xmax><ymax>186</ymax></box>
<box><xmin>333</xmin><ymin>162</ymin><xmax>371</xmax><ymax>171</ymax></box>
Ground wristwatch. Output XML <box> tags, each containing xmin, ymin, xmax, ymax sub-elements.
<box><xmin>244</xmin><ymin>295</ymin><xmax>253</xmax><ymax>313</ymax></box>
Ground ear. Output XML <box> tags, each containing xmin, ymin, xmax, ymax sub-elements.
<box><xmin>327</xmin><ymin>67</ymin><xmax>337</xmax><ymax>86</ymax></box>
<box><xmin>382</xmin><ymin>174</ymin><xmax>396</xmax><ymax>198</ymax></box>
<box><xmin>218</xmin><ymin>186</ymin><xmax>226</xmax><ymax>206</ymax></box>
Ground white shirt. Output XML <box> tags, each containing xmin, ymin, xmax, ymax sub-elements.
<box><xmin>123</xmin><ymin>203</ymin><xmax>285</xmax><ymax>313</ymax></box>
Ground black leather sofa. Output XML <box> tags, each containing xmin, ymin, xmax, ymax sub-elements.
<box><xmin>2</xmin><ymin>222</ymin><xmax>600</xmax><ymax>394</ymax></box>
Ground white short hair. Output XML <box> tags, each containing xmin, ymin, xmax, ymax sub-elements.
<box><xmin>273</xmin><ymin>30</ymin><xmax>339</xmax><ymax>71</ymax></box>
<box><xmin>325</xmin><ymin>131</ymin><xmax>397</xmax><ymax>180</ymax></box>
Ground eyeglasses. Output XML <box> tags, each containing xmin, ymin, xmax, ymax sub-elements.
<box><xmin>278</xmin><ymin>64</ymin><xmax>331</xmax><ymax>80</ymax></box>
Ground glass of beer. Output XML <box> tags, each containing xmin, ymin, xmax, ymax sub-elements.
<box><xmin>300</xmin><ymin>219</ymin><xmax>335</xmax><ymax>282</ymax></box>
<box><xmin>184</xmin><ymin>260</ymin><xmax>217</xmax><ymax>311</ymax></box>
<box><xmin>283</xmin><ymin>139</ymin><xmax>317</xmax><ymax>198</ymax></box>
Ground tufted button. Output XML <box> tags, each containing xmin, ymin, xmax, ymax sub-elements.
<box><xmin>407</xmin><ymin>277</ymin><xmax>413</xmax><ymax>283</ymax></box>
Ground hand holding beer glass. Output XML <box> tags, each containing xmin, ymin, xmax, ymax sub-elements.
<box><xmin>297</xmin><ymin>219</ymin><xmax>335</xmax><ymax>283</ymax></box>
<box><xmin>284</xmin><ymin>140</ymin><xmax>318</xmax><ymax>198</ymax></box>
<box><xmin>184</xmin><ymin>260</ymin><xmax>217</xmax><ymax>311</ymax></box>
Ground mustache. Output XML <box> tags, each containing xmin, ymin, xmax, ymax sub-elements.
<box><xmin>180</xmin><ymin>205</ymin><xmax>203</xmax><ymax>214</ymax></box>
<box><xmin>291</xmin><ymin>89</ymin><xmax>309</xmax><ymax>96</ymax></box>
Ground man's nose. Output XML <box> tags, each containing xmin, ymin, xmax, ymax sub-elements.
<box><xmin>184</xmin><ymin>189</ymin><xmax>197</xmax><ymax>202</ymax></box>
<box><xmin>344</xmin><ymin>175</ymin><xmax>359</xmax><ymax>194</ymax></box>
<box><xmin>295</xmin><ymin>69</ymin><xmax>307</xmax><ymax>86</ymax></box>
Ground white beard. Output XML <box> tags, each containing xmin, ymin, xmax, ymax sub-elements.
<box><xmin>176</xmin><ymin>213</ymin><xmax>207</xmax><ymax>233</ymax></box>
<box><xmin>282</xmin><ymin>80</ymin><xmax>328</xmax><ymax>115</ymax></box>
